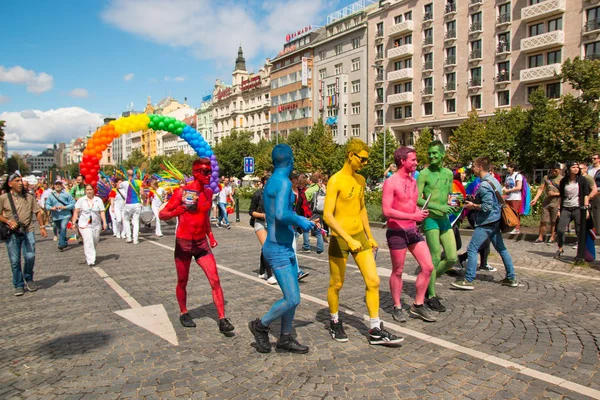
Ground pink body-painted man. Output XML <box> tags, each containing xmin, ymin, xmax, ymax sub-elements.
<box><xmin>381</xmin><ymin>147</ymin><xmax>437</xmax><ymax>323</ymax></box>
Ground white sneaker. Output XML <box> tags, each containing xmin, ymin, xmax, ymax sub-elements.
<box><xmin>572</xmin><ymin>244</ymin><xmax>578</xmax><ymax>249</ymax></box>
<box><xmin>115</xmin><ymin>234</ymin><xmax>121</xmax><ymax>239</ymax></box>
<box><xmin>267</xmin><ymin>276</ymin><xmax>278</xmax><ymax>285</ymax></box>
<box><xmin>126</xmin><ymin>238</ymin><xmax>132</xmax><ymax>243</ymax></box>
<box><xmin>257</xmin><ymin>273</ymin><xmax>267</xmax><ymax>280</ymax></box>
<box><xmin>133</xmin><ymin>239</ymin><xmax>139</xmax><ymax>245</ymax></box>
<box><xmin>509</xmin><ymin>229</ymin><xmax>520</xmax><ymax>235</ymax></box>
<box><xmin>53</xmin><ymin>236</ymin><xmax>58</xmax><ymax>241</ymax></box>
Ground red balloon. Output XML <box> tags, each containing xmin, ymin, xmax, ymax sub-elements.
<box><xmin>80</xmin><ymin>167</ymin><xmax>89</xmax><ymax>175</ymax></box>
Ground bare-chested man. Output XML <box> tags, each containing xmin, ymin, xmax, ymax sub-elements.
<box><xmin>382</xmin><ymin>147</ymin><xmax>436</xmax><ymax>323</ymax></box>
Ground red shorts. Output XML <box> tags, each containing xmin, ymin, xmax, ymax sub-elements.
<box><xmin>174</xmin><ymin>238</ymin><xmax>212</xmax><ymax>260</ymax></box>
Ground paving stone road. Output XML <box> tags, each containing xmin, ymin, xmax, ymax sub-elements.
<box><xmin>1</xmin><ymin>216</ymin><xmax>599</xmax><ymax>399</ymax></box>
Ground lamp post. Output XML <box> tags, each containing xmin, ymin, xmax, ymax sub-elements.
<box><xmin>372</xmin><ymin>64</ymin><xmax>386</xmax><ymax>177</ymax></box>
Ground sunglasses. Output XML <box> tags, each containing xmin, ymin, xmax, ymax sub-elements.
<box><xmin>352</xmin><ymin>153</ymin><xmax>369</xmax><ymax>164</ymax></box>
<box><xmin>193</xmin><ymin>168</ymin><xmax>212</xmax><ymax>176</ymax></box>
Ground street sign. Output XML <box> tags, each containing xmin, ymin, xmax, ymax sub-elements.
<box><xmin>244</xmin><ymin>157</ymin><xmax>255</xmax><ymax>174</ymax></box>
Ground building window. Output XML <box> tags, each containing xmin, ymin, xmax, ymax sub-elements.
<box><xmin>405</xmin><ymin>58</ymin><xmax>412</xmax><ymax>68</ymax></box>
<box><xmin>352</xmin><ymin>58</ymin><xmax>360</xmax><ymax>71</ymax></box>
<box><xmin>405</xmin><ymin>105</ymin><xmax>412</xmax><ymax>118</ymax></box>
<box><xmin>446</xmin><ymin>99</ymin><xmax>456</xmax><ymax>113</ymax></box>
<box><xmin>352</xmin><ymin>37</ymin><xmax>361</xmax><ymax>49</ymax></box>
<box><xmin>351</xmin><ymin>125</ymin><xmax>360</xmax><ymax>137</ymax></box>
<box><xmin>335</xmin><ymin>63</ymin><xmax>343</xmax><ymax>75</ymax></box>
<box><xmin>394</xmin><ymin>83</ymin><xmax>402</xmax><ymax>94</ymax></box>
<box><xmin>424</xmin><ymin>102</ymin><xmax>433</xmax><ymax>115</ymax></box>
<box><xmin>547</xmin><ymin>49</ymin><xmax>561</xmax><ymax>64</ymax></box>
<box><xmin>546</xmin><ymin>82</ymin><xmax>561</xmax><ymax>99</ymax></box>
<box><xmin>498</xmin><ymin>3</ymin><xmax>511</xmax><ymax>22</ymax></box>
<box><xmin>332</xmin><ymin>126</ymin><xmax>338</xmax><ymax>137</ymax></box>
<box><xmin>529</xmin><ymin>54</ymin><xmax>544</xmax><ymax>68</ymax></box>
<box><xmin>394</xmin><ymin>60</ymin><xmax>403</xmax><ymax>70</ymax></box>
<box><xmin>471</xmin><ymin>12</ymin><xmax>482</xmax><ymax>31</ymax></box>
<box><xmin>394</xmin><ymin>107</ymin><xmax>403</xmax><ymax>119</ymax></box>
<box><xmin>327</xmin><ymin>84</ymin><xmax>335</xmax><ymax>96</ymax></box>
<box><xmin>471</xmin><ymin>94</ymin><xmax>482</xmax><ymax>110</ymax></box>
<box><xmin>394</xmin><ymin>15</ymin><xmax>403</xmax><ymax>24</ymax></box>
<box><xmin>529</xmin><ymin>22</ymin><xmax>544</xmax><ymax>37</ymax></box>
<box><xmin>335</xmin><ymin>44</ymin><xmax>343</xmax><ymax>55</ymax></box>
<box><xmin>548</xmin><ymin>17</ymin><xmax>562</xmax><ymax>32</ymax></box>
<box><xmin>351</xmin><ymin>80</ymin><xmax>360</xmax><ymax>93</ymax></box>
<box><xmin>446</xmin><ymin>20</ymin><xmax>456</xmax><ymax>39</ymax></box>
<box><xmin>319</xmin><ymin>68</ymin><xmax>327</xmax><ymax>79</ymax></box>
<box><xmin>424</xmin><ymin>28</ymin><xmax>433</xmax><ymax>43</ymax></box>
<box><xmin>351</xmin><ymin>102</ymin><xmax>360</xmax><ymax>115</ymax></box>
<box><xmin>424</xmin><ymin>3</ymin><xmax>433</xmax><ymax>20</ymax></box>
<box><xmin>405</xmin><ymin>11</ymin><xmax>412</xmax><ymax>20</ymax></box>
<box><xmin>424</xmin><ymin>52</ymin><xmax>433</xmax><ymax>70</ymax></box>
<box><xmin>344</xmin><ymin>103</ymin><xmax>347</xmax><ymax>115</ymax></box>
<box><xmin>498</xmin><ymin>90</ymin><xmax>510</xmax><ymax>106</ymax></box>
<box><xmin>404</xmin><ymin>81</ymin><xmax>412</xmax><ymax>92</ymax></box>
<box><xmin>527</xmin><ymin>85</ymin><xmax>540</xmax><ymax>101</ymax></box>
<box><xmin>319</xmin><ymin>50</ymin><xmax>326</xmax><ymax>60</ymax></box>
<box><xmin>344</xmin><ymin>125</ymin><xmax>348</xmax><ymax>137</ymax></box>
<box><xmin>404</xmin><ymin>34</ymin><xmax>412</xmax><ymax>45</ymax></box>
<box><xmin>585</xmin><ymin>41</ymin><xmax>600</xmax><ymax>60</ymax></box>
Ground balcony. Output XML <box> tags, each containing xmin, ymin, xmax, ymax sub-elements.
<box><xmin>445</xmin><ymin>3</ymin><xmax>457</xmax><ymax>16</ymax></box>
<box><xmin>520</xmin><ymin>63</ymin><xmax>561</xmax><ymax>83</ymax></box>
<box><xmin>521</xmin><ymin>30</ymin><xmax>564</xmax><ymax>53</ymax></box>
<box><xmin>469</xmin><ymin>49</ymin><xmax>482</xmax><ymax>62</ymax></box>
<box><xmin>444</xmin><ymin>81</ymin><xmax>457</xmax><ymax>92</ymax></box>
<box><xmin>583</xmin><ymin>19</ymin><xmax>600</xmax><ymax>35</ymax></box>
<box><xmin>423</xmin><ymin>61</ymin><xmax>433</xmax><ymax>72</ymax></box>
<box><xmin>375</xmin><ymin>29</ymin><xmax>384</xmax><ymax>40</ymax></box>
<box><xmin>496</xmin><ymin>42</ymin><xmax>511</xmax><ymax>55</ymax></box>
<box><xmin>470</xmin><ymin>22</ymin><xmax>482</xmax><ymax>35</ymax></box>
<box><xmin>521</xmin><ymin>0</ymin><xmax>565</xmax><ymax>22</ymax></box>
<box><xmin>496</xmin><ymin>13</ymin><xmax>511</xmax><ymax>26</ymax></box>
<box><xmin>468</xmin><ymin>78</ymin><xmax>482</xmax><ymax>89</ymax></box>
<box><xmin>388</xmin><ymin>44</ymin><xmax>413</xmax><ymax>59</ymax></box>
<box><xmin>388</xmin><ymin>20</ymin><xmax>414</xmax><ymax>38</ymax></box>
<box><xmin>444</xmin><ymin>56</ymin><xmax>457</xmax><ymax>67</ymax></box>
<box><xmin>375</xmin><ymin>118</ymin><xmax>384</xmax><ymax>126</ymax></box>
<box><xmin>422</xmin><ymin>36</ymin><xmax>433</xmax><ymax>48</ymax></box>
<box><xmin>496</xmin><ymin>71</ymin><xmax>510</xmax><ymax>84</ymax></box>
<box><xmin>375</xmin><ymin>96</ymin><xmax>384</xmax><ymax>104</ymax></box>
<box><xmin>469</xmin><ymin>0</ymin><xmax>483</xmax><ymax>8</ymax></box>
<box><xmin>375</xmin><ymin>51</ymin><xmax>384</xmax><ymax>61</ymax></box>
<box><xmin>421</xmin><ymin>86</ymin><xmax>433</xmax><ymax>97</ymax></box>
<box><xmin>586</xmin><ymin>53</ymin><xmax>600</xmax><ymax>61</ymax></box>
<box><xmin>445</xmin><ymin>30</ymin><xmax>457</xmax><ymax>42</ymax></box>
<box><xmin>423</xmin><ymin>11</ymin><xmax>433</xmax><ymax>23</ymax></box>
<box><xmin>387</xmin><ymin>92</ymin><xmax>414</xmax><ymax>105</ymax></box>
<box><xmin>375</xmin><ymin>72</ymin><xmax>384</xmax><ymax>82</ymax></box>
<box><xmin>387</xmin><ymin>68</ymin><xmax>414</xmax><ymax>82</ymax></box>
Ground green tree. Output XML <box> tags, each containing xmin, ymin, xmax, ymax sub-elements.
<box><xmin>285</xmin><ymin>129</ymin><xmax>311</xmax><ymax>172</ymax></box>
<box><xmin>66</xmin><ymin>163</ymin><xmax>81</xmax><ymax>178</ymax></box>
<box><xmin>123</xmin><ymin>149</ymin><xmax>148</xmax><ymax>170</ymax></box>
<box><xmin>7</xmin><ymin>154</ymin><xmax>30</xmax><ymax>175</ymax></box>
<box><xmin>446</xmin><ymin>111</ymin><xmax>487</xmax><ymax>166</ymax></box>
<box><xmin>306</xmin><ymin>119</ymin><xmax>339</xmax><ymax>173</ymax></box>
<box><xmin>166</xmin><ymin>151</ymin><xmax>197</xmax><ymax>176</ymax></box>
<box><xmin>253</xmin><ymin>138</ymin><xmax>276</xmax><ymax>175</ymax></box>
<box><xmin>213</xmin><ymin>130</ymin><xmax>257</xmax><ymax>178</ymax></box>
<box><xmin>560</xmin><ymin>57</ymin><xmax>600</xmax><ymax>105</ymax></box>
<box><xmin>414</xmin><ymin>127</ymin><xmax>433</xmax><ymax>167</ymax></box>
<box><xmin>484</xmin><ymin>107</ymin><xmax>527</xmax><ymax>167</ymax></box>
<box><xmin>360</xmin><ymin>129</ymin><xmax>398</xmax><ymax>180</ymax></box>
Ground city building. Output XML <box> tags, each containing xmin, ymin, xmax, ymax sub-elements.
<box><xmin>313</xmin><ymin>1</ymin><xmax>376</xmax><ymax>144</ymax></box>
<box><xmin>212</xmin><ymin>46</ymin><xmax>272</xmax><ymax>143</ymax></box>
<box><xmin>367</xmin><ymin>0</ymin><xmax>586</xmax><ymax>146</ymax></box>
<box><xmin>99</xmin><ymin>118</ymin><xmax>115</xmax><ymax>167</ymax></box>
<box><xmin>156</xmin><ymin>99</ymin><xmax>196</xmax><ymax>155</ymax></box>
<box><xmin>27</xmin><ymin>146</ymin><xmax>57</xmax><ymax>172</ymax></box>
<box><xmin>66</xmin><ymin>137</ymin><xmax>86</xmax><ymax>166</ymax></box>
<box><xmin>120</xmin><ymin>111</ymin><xmax>143</xmax><ymax>161</ymax></box>
<box><xmin>196</xmin><ymin>95</ymin><xmax>214</xmax><ymax>146</ymax></box>
<box><xmin>55</xmin><ymin>142</ymin><xmax>67</xmax><ymax>168</ymax></box>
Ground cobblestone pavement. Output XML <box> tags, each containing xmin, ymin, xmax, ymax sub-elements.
<box><xmin>1</xmin><ymin>216</ymin><xmax>599</xmax><ymax>399</ymax></box>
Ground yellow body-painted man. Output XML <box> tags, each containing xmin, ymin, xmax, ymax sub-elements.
<box><xmin>324</xmin><ymin>139</ymin><xmax>403</xmax><ymax>345</ymax></box>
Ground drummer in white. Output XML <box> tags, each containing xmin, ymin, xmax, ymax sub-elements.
<box><xmin>72</xmin><ymin>184</ymin><xmax>107</xmax><ymax>266</ymax></box>
<box><xmin>148</xmin><ymin>180</ymin><xmax>165</xmax><ymax>237</ymax></box>
<box><xmin>110</xmin><ymin>177</ymin><xmax>126</xmax><ymax>239</ymax></box>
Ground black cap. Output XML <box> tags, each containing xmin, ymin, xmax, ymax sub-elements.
<box><xmin>551</xmin><ymin>162</ymin><xmax>562</xmax><ymax>170</ymax></box>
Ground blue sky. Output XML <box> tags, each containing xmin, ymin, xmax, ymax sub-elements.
<box><xmin>0</xmin><ymin>0</ymin><xmax>361</xmax><ymax>154</ymax></box>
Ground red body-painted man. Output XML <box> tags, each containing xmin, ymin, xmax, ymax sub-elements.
<box><xmin>159</xmin><ymin>158</ymin><xmax>234</xmax><ymax>333</ymax></box>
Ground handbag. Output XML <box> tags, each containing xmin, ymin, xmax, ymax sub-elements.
<box><xmin>483</xmin><ymin>180</ymin><xmax>519</xmax><ymax>233</ymax></box>
<box><xmin>0</xmin><ymin>194</ymin><xmax>23</xmax><ymax>241</ymax></box>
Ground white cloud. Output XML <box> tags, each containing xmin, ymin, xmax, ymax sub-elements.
<box><xmin>1</xmin><ymin>107</ymin><xmax>104</xmax><ymax>154</ymax></box>
<box><xmin>165</xmin><ymin>76</ymin><xmax>185</xmax><ymax>82</ymax></box>
<box><xmin>123</xmin><ymin>73</ymin><xmax>134</xmax><ymax>81</ymax></box>
<box><xmin>68</xmin><ymin>88</ymin><xmax>89</xmax><ymax>98</ymax></box>
<box><xmin>0</xmin><ymin>95</ymin><xmax>10</xmax><ymax>104</ymax></box>
<box><xmin>101</xmin><ymin>0</ymin><xmax>327</xmax><ymax>64</ymax></box>
<box><xmin>0</xmin><ymin>65</ymin><xmax>54</xmax><ymax>94</ymax></box>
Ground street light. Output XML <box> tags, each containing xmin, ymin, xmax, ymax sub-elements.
<box><xmin>372</xmin><ymin>64</ymin><xmax>386</xmax><ymax>177</ymax></box>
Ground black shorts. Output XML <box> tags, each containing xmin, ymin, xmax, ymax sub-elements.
<box><xmin>386</xmin><ymin>228</ymin><xmax>425</xmax><ymax>250</ymax></box>
<box><xmin>175</xmin><ymin>238</ymin><xmax>212</xmax><ymax>260</ymax></box>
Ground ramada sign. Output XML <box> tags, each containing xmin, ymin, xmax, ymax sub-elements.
<box><xmin>215</xmin><ymin>87</ymin><xmax>232</xmax><ymax>101</ymax></box>
<box><xmin>278</xmin><ymin>102</ymin><xmax>299</xmax><ymax>113</ymax></box>
<box><xmin>242</xmin><ymin>76</ymin><xmax>261</xmax><ymax>92</ymax></box>
<box><xmin>286</xmin><ymin>26</ymin><xmax>312</xmax><ymax>42</ymax></box>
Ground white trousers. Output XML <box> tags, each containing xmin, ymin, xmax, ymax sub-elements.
<box><xmin>151</xmin><ymin>204</ymin><xmax>162</xmax><ymax>236</ymax></box>
<box><xmin>123</xmin><ymin>204</ymin><xmax>141</xmax><ymax>241</ymax></box>
<box><xmin>112</xmin><ymin>205</ymin><xmax>125</xmax><ymax>237</ymax></box>
<box><xmin>81</xmin><ymin>227</ymin><xmax>100</xmax><ymax>265</ymax></box>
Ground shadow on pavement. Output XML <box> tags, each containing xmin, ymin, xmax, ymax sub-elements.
<box><xmin>36</xmin><ymin>275</ymin><xmax>70</xmax><ymax>289</ymax></box>
<box><xmin>95</xmin><ymin>254</ymin><xmax>120</xmax><ymax>265</ymax></box>
<box><xmin>188</xmin><ymin>300</ymin><xmax>230</xmax><ymax>324</ymax></box>
<box><xmin>36</xmin><ymin>331</ymin><xmax>111</xmax><ymax>359</ymax></box>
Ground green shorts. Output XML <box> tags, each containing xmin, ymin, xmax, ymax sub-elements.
<box><xmin>423</xmin><ymin>217</ymin><xmax>452</xmax><ymax>232</ymax></box>
<box><xmin>329</xmin><ymin>232</ymin><xmax>371</xmax><ymax>258</ymax></box>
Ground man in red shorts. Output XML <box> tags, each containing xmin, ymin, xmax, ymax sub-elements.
<box><xmin>159</xmin><ymin>158</ymin><xmax>234</xmax><ymax>333</ymax></box>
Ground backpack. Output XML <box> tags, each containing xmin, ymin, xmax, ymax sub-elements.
<box><xmin>312</xmin><ymin>188</ymin><xmax>326</xmax><ymax>215</ymax></box>
<box><xmin>520</xmin><ymin>175</ymin><xmax>531</xmax><ymax>216</ymax></box>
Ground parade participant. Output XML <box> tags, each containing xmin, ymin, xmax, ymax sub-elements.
<box><xmin>416</xmin><ymin>141</ymin><xmax>458</xmax><ymax>312</ymax></box>
<box><xmin>45</xmin><ymin>179</ymin><xmax>75</xmax><ymax>251</ymax></box>
<box><xmin>531</xmin><ymin>163</ymin><xmax>562</xmax><ymax>244</ymax></box>
<box><xmin>451</xmin><ymin>157</ymin><xmax>518</xmax><ymax>290</ymax></box>
<box><xmin>217</xmin><ymin>177</ymin><xmax>233</xmax><ymax>229</ymax></box>
<box><xmin>503</xmin><ymin>163</ymin><xmax>523</xmax><ymax>234</ymax></box>
<box><xmin>70</xmin><ymin>174</ymin><xmax>86</xmax><ymax>244</ymax></box>
<box><xmin>159</xmin><ymin>158</ymin><xmax>234</xmax><ymax>334</ymax></box>
<box><xmin>72</xmin><ymin>184</ymin><xmax>107</xmax><ymax>266</ymax></box>
<box><xmin>324</xmin><ymin>139</ymin><xmax>402</xmax><ymax>345</ymax></box>
<box><xmin>119</xmin><ymin>170</ymin><xmax>142</xmax><ymax>244</ymax></box>
<box><xmin>149</xmin><ymin>180</ymin><xmax>165</xmax><ymax>237</ymax></box>
<box><xmin>0</xmin><ymin>172</ymin><xmax>47</xmax><ymax>296</ymax></box>
<box><xmin>109</xmin><ymin>177</ymin><xmax>126</xmax><ymax>239</ymax></box>
<box><xmin>382</xmin><ymin>147</ymin><xmax>436</xmax><ymax>323</ymax></box>
<box><xmin>249</xmin><ymin>175</ymin><xmax>276</xmax><ymax>284</ymax></box>
<box><xmin>248</xmin><ymin>145</ymin><xmax>315</xmax><ymax>354</ymax></box>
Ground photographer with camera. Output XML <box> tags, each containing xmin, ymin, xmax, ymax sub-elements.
<box><xmin>0</xmin><ymin>172</ymin><xmax>47</xmax><ymax>296</ymax></box>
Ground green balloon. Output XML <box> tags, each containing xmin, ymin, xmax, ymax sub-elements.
<box><xmin>167</xmin><ymin>123</ymin><xmax>175</xmax><ymax>131</ymax></box>
<box><xmin>158</xmin><ymin>121</ymin><xmax>165</xmax><ymax>129</ymax></box>
<box><xmin>176</xmin><ymin>127</ymin><xmax>183</xmax><ymax>135</ymax></box>
<box><xmin>148</xmin><ymin>121</ymin><xmax>155</xmax><ymax>129</ymax></box>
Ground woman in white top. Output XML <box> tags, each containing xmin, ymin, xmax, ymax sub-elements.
<box><xmin>150</xmin><ymin>180</ymin><xmax>165</xmax><ymax>237</ymax></box>
<box><xmin>72</xmin><ymin>184</ymin><xmax>107</xmax><ymax>266</ymax></box>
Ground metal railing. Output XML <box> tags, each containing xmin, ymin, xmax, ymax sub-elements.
<box><xmin>584</xmin><ymin>19</ymin><xmax>600</xmax><ymax>32</ymax></box>
<box><xmin>470</xmin><ymin>49</ymin><xmax>482</xmax><ymax>60</ymax></box>
<box><xmin>422</xmin><ymin>36</ymin><xmax>433</xmax><ymax>46</ymax></box>
<box><xmin>423</xmin><ymin>11</ymin><xmax>433</xmax><ymax>21</ymax></box>
<box><xmin>445</xmin><ymin>3</ymin><xmax>456</xmax><ymax>14</ymax></box>
<box><xmin>375</xmin><ymin>72</ymin><xmax>384</xmax><ymax>81</ymax></box>
<box><xmin>445</xmin><ymin>56</ymin><xmax>456</xmax><ymax>65</ymax></box>
<box><xmin>585</xmin><ymin>53</ymin><xmax>600</xmax><ymax>61</ymax></box>
<box><xmin>423</xmin><ymin>61</ymin><xmax>433</xmax><ymax>70</ymax></box>
<box><xmin>375</xmin><ymin>96</ymin><xmax>384</xmax><ymax>103</ymax></box>
<box><xmin>445</xmin><ymin>30</ymin><xmax>456</xmax><ymax>40</ymax></box>
<box><xmin>469</xmin><ymin>78</ymin><xmax>482</xmax><ymax>87</ymax></box>
<box><xmin>422</xmin><ymin>86</ymin><xmax>433</xmax><ymax>95</ymax></box>
<box><xmin>375</xmin><ymin>29</ymin><xmax>384</xmax><ymax>38</ymax></box>
<box><xmin>375</xmin><ymin>51</ymin><xmax>383</xmax><ymax>59</ymax></box>
<box><xmin>496</xmin><ymin>72</ymin><xmax>510</xmax><ymax>82</ymax></box>
<box><xmin>497</xmin><ymin>42</ymin><xmax>511</xmax><ymax>53</ymax></box>
<box><xmin>375</xmin><ymin>118</ymin><xmax>383</xmax><ymax>125</ymax></box>
<box><xmin>444</xmin><ymin>81</ymin><xmax>456</xmax><ymax>91</ymax></box>
<box><xmin>470</xmin><ymin>22</ymin><xmax>482</xmax><ymax>32</ymax></box>
<box><xmin>497</xmin><ymin>13</ymin><xmax>511</xmax><ymax>24</ymax></box>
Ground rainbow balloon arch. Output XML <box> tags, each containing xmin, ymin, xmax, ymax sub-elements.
<box><xmin>79</xmin><ymin>113</ymin><xmax>220</xmax><ymax>193</ymax></box>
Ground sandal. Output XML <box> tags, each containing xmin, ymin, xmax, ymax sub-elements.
<box><xmin>554</xmin><ymin>249</ymin><xmax>564</xmax><ymax>259</ymax></box>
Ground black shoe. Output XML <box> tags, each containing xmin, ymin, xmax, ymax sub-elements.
<box><xmin>276</xmin><ymin>334</ymin><xmax>309</xmax><ymax>354</ymax></box>
<box><xmin>329</xmin><ymin>320</ymin><xmax>349</xmax><ymax>342</ymax></box>
<box><xmin>58</xmin><ymin>245</ymin><xmax>67</xmax><ymax>251</ymax></box>
<box><xmin>392</xmin><ymin>306</ymin><xmax>407</xmax><ymax>323</ymax></box>
<box><xmin>248</xmin><ymin>318</ymin><xmax>271</xmax><ymax>353</ymax></box>
<box><xmin>179</xmin><ymin>313</ymin><xmax>196</xmax><ymax>328</ymax></box>
<box><xmin>25</xmin><ymin>280</ymin><xmax>38</xmax><ymax>292</ymax></box>
<box><xmin>14</xmin><ymin>287</ymin><xmax>24</xmax><ymax>297</ymax></box>
<box><xmin>219</xmin><ymin>318</ymin><xmax>235</xmax><ymax>332</ymax></box>
<box><xmin>368</xmin><ymin>322</ymin><xmax>404</xmax><ymax>345</ymax></box>
<box><xmin>554</xmin><ymin>249</ymin><xmax>564</xmax><ymax>259</ymax></box>
<box><xmin>426</xmin><ymin>296</ymin><xmax>447</xmax><ymax>312</ymax></box>
<box><xmin>409</xmin><ymin>304</ymin><xmax>437</xmax><ymax>322</ymax></box>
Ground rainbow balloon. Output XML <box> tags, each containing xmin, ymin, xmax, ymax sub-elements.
<box><xmin>78</xmin><ymin>114</ymin><xmax>220</xmax><ymax>193</ymax></box>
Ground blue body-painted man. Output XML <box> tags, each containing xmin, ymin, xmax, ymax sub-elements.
<box><xmin>248</xmin><ymin>144</ymin><xmax>315</xmax><ymax>354</ymax></box>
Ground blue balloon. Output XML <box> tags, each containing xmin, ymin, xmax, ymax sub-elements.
<box><xmin>206</xmin><ymin>150</ymin><xmax>213</xmax><ymax>157</ymax></box>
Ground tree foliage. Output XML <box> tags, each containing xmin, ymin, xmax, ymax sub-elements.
<box><xmin>213</xmin><ymin>130</ymin><xmax>257</xmax><ymax>178</ymax></box>
<box><xmin>560</xmin><ymin>57</ymin><xmax>600</xmax><ymax>104</ymax></box>
<box><xmin>360</xmin><ymin>129</ymin><xmax>398</xmax><ymax>180</ymax></box>
<box><xmin>414</xmin><ymin>127</ymin><xmax>433</xmax><ymax>167</ymax></box>
<box><xmin>0</xmin><ymin>120</ymin><xmax>5</xmax><ymax>141</ymax></box>
<box><xmin>446</xmin><ymin>111</ymin><xmax>487</xmax><ymax>166</ymax></box>
<box><xmin>123</xmin><ymin>149</ymin><xmax>148</xmax><ymax>170</ymax></box>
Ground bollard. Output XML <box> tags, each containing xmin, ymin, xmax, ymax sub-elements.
<box><xmin>573</xmin><ymin>207</ymin><xmax>588</xmax><ymax>266</ymax></box>
<box><xmin>235</xmin><ymin>197</ymin><xmax>240</xmax><ymax>222</ymax></box>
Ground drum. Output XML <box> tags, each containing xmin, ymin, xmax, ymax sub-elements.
<box><xmin>140</xmin><ymin>206</ymin><xmax>155</xmax><ymax>225</ymax></box>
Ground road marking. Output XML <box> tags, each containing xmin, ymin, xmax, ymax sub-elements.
<box><xmin>91</xmin><ymin>266</ymin><xmax>178</xmax><ymax>346</ymax></box>
<box><xmin>143</xmin><ymin>238</ymin><xmax>600</xmax><ymax>400</ymax></box>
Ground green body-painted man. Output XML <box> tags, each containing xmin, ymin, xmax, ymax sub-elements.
<box><xmin>416</xmin><ymin>140</ymin><xmax>458</xmax><ymax>312</ymax></box>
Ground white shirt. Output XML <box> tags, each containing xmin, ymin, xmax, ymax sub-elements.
<box><xmin>152</xmin><ymin>187</ymin><xmax>165</xmax><ymax>208</ymax></box>
<box><xmin>505</xmin><ymin>172</ymin><xmax>523</xmax><ymax>201</ymax></box>
<box><xmin>75</xmin><ymin>196</ymin><xmax>104</xmax><ymax>229</ymax></box>
<box><xmin>40</xmin><ymin>188</ymin><xmax>52</xmax><ymax>208</ymax></box>
<box><xmin>218</xmin><ymin>185</ymin><xmax>232</xmax><ymax>203</ymax></box>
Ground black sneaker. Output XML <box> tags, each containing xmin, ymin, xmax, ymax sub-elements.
<box><xmin>533</xmin><ymin>239</ymin><xmax>545</xmax><ymax>244</ymax></box>
<box><xmin>248</xmin><ymin>318</ymin><xmax>271</xmax><ymax>353</ymax></box>
<box><xmin>368</xmin><ymin>322</ymin><xmax>404</xmax><ymax>345</ymax></box>
<box><xmin>58</xmin><ymin>245</ymin><xmax>67</xmax><ymax>252</ymax></box>
<box><xmin>14</xmin><ymin>287</ymin><xmax>24</xmax><ymax>297</ymax></box>
<box><xmin>219</xmin><ymin>318</ymin><xmax>235</xmax><ymax>333</ymax></box>
<box><xmin>298</xmin><ymin>270</ymin><xmax>309</xmax><ymax>280</ymax></box>
<box><xmin>179</xmin><ymin>313</ymin><xmax>196</xmax><ymax>328</ymax></box>
<box><xmin>276</xmin><ymin>335</ymin><xmax>309</xmax><ymax>354</ymax></box>
<box><xmin>479</xmin><ymin>264</ymin><xmax>498</xmax><ymax>272</ymax></box>
<box><xmin>329</xmin><ymin>320</ymin><xmax>348</xmax><ymax>342</ymax></box>
<box><xmin>226</xmin><ymin>224</ymin><xmax>231</xmax><ymax>230</ymax></box>
<box><xmin>500</xmin><ymin>277</ymin><xmax>519</xmax><ymax>287</ymax></box>
<box><xmin>425</xmin><ymin>296</ymin><xmax>446</xmax><ymax>312</ymax></box>
<box><xmin>409</xmin><ymin>304</ymin><xmax>437</xmax><ymax>322</ymax></box>
<box><xmin>392</xmin><ymin>307</ymin><xmax>407</xmax><ymax>323</ymax></box>
<box><xmin>25</xmin><ymin>280</ymin><xmax>38</xmax><ymax>292</ymax></box>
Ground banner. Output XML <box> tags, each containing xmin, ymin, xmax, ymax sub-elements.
<box><xmin>301</xmin><ymin>57</ymin><xmax>308</xmax><ymax>87</ymax></box>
